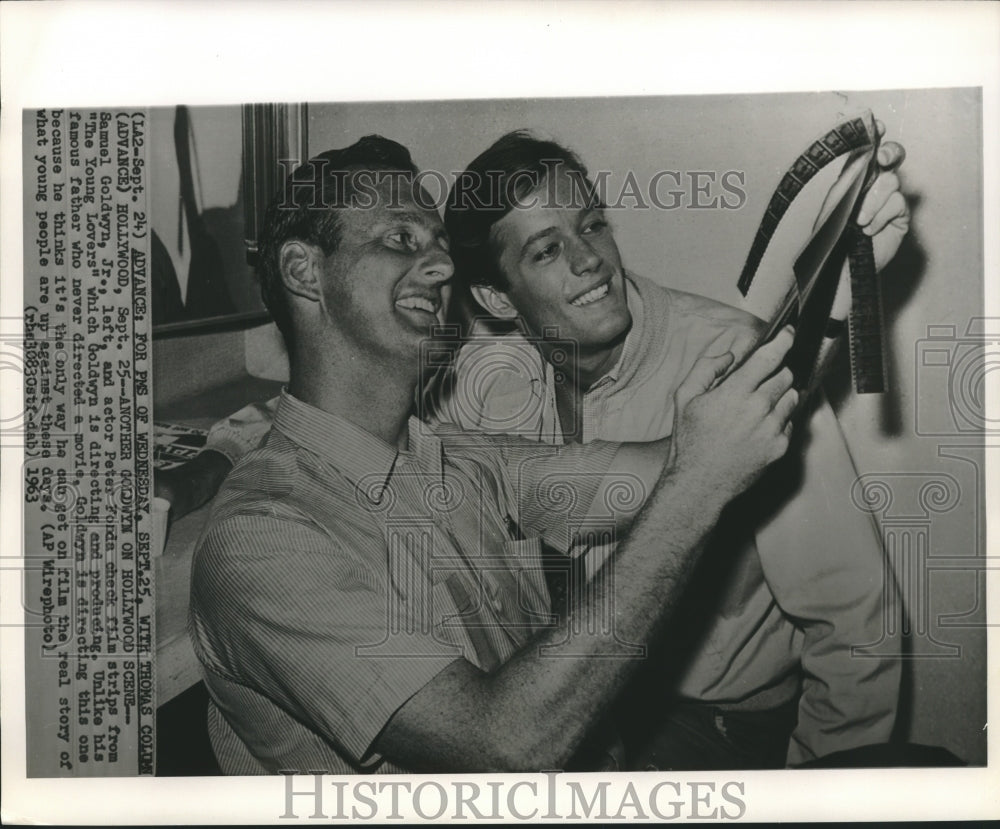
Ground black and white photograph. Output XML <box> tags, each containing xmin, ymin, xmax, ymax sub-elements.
<box><xmin>145</xmin><ymin>89</ymin><xmax>986</xmax><ymax>778</ymax></box>
<box><xmin>2</xmin><ymin>1</ymin><xmax>997</xmax><ymax>823</ymax></box>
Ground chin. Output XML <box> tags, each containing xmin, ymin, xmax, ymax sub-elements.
<box><xmin>586</xmin><ymin>308</ymin><xmax>632</xmax><ymax>348</ymax></box>
<box><xmin>606</xmin><ymin>302</ymin><xmax>633</xmax><ymax>334</ymax></box>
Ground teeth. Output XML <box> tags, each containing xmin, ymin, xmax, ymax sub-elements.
<box><xmin>571</xmin><ymin>283</ymin><xmax>609</xmax><ymax>307</ymax></box>
<box><xmin>396</xmin><ymin>296</ymin><xmax>438</xmax><ymax>314</ymax></box>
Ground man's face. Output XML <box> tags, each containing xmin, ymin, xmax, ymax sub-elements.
<box><xmin>318</xmin><ymin>174</ymin><xmax>453</xmax><ymax>362</ymax></box>
<box><xmin>492</xmin><ymin>168</ymin><xmax>631</xmax><ymax>351</ymax></box>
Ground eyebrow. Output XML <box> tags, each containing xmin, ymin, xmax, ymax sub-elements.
<box><xmin>519</xmin><ymin>226</ymin><xmax>560</xmax><ymax>258</ymax></box>
<box><xmin>381</xmin><ymin>210</ymin><xmax>437</xmax><ymax>226</ymax></box>
<box><xmin>373</xmin><ymin>210</ymin><xmax>447</xmax><ymax>235</ymax></box>
<box><xmin>517</xmin><ymin>205</ymin><xmax>606</xmax><ymax>259</ymax></box>
<box><xmin>371</xmin><ymin>211</ymin><xmax>450</xmax><ymax>247</ymax></box>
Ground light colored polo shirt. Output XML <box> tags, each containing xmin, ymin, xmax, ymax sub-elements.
<box><xmin>436</xmin><ymin>272</ymin><xmax>901</xmax><ymax>766</ymax></box>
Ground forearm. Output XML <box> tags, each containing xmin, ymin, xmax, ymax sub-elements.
<box><xmin>377</xmin><ymin>463</ymin><xmax>728</xmax><ymax>772</ymax></box>
<box><xmin>379</xmin><ymin>334</ymin><xmax>798</xmax><ymax>772</ymax></box>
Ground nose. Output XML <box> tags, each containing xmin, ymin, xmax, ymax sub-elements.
<box><xmin>568</xmin><ymin>237</ymin><xmax>602</xmax><ymax>277</ymax></box>
<box><xmin>419</xmin><ymin>246</ymin><xmax>454</xmax><ymax>284</ymax></box>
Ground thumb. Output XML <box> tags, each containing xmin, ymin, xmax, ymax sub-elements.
<box><xmin>678</xmin><ymin>352</ymin><xmax>735</xmax><ymax>400</ymax></box>
<box><xmin>877</xmin><ymin>140</ymin><xmax>905</xmax><ymax>171</ymax></box>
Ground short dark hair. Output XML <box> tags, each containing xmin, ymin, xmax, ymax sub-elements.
<box><xmin>444</xmin><ymin>130</ymin><xmax>593</xmax><ymax>292</ymax></box>
<box><xmin>257</xmin><ymin>135</ymin><xmax>419</xmax><ymax>350</ymax></box>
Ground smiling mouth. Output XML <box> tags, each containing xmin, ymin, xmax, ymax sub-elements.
<box><xmin>570</xmin><ymin>281</ymin><xmax>610</xmax><ymax>307</ymax></box>
<box><xmin>395</xmin><ymin>295</ymin><xmax>440</xmax><ymax>315</ymax></box>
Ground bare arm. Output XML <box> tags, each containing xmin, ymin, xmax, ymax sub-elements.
<box><xmin>154</xmin><ymin>397</ymin><xmax>279</xmax><ymax>522</ymax></box>
<box><xmin>374</xmin><ymin>328</ymin><xmax>799</xmax><ymax>772</ymax></box>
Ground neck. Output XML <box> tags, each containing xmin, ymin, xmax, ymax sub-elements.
<box><xmin>288</xmin><ymin>334</ymin><xmax>415</xmax><ymax>450</ymax></box>
<box><xmin>542</xmin><ymin>335</ymin><xmax>627</xmax><ymax>444</ymax></box>
<box><xmin>577</xmin><ymin>339</ymin><xmax>627</xmax><ymax>390</ymax></box>
<box><xmin>540</xmin><ymin>334</ymin><xmax>626</xmax><ymax>393</ymax></box>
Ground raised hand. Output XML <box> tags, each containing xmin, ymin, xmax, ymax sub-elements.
<box><xmin>830</xmin><ymin>121</ymin><xmax>910</xmax><ymax>321</ymax></box>
<box><xmin>669</xmin><ymin>327</ymin><xmax>798</xmax><ymax>502</ymax></box>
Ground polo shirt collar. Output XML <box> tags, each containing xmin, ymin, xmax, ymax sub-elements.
<box><xmin>521</xmin><ymin>273</ymin><xmax>646</xmax><ymax>397</ymax></box>
<box><xmin>273</xmin><ymin>391</ymin><xmax>442</xmax><ymax>501</ymax></box>
<box><xmin>600</xmin><ymin>272</ymin><xmax>646</xmax><ymax>386</ymax></box>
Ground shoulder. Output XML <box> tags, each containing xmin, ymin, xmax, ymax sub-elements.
<box><xmin>192</xmin><ymin>491</ymin><xmax>386</xmax><ymax>628</ymax></box>
<box><xmin>194</xmin><ymin>494</ymin><xmax>332</xmax><ymax>585</ymax></box>
<box><xmin>630</xmin><ymin>274</ymin><xmax>764</xmax><ymax>347</ymax></box>
<box><xmin>453</xmin><ymin>330</ymin><xmax>543</xmax><ymax>381</ymax></box>
<box><xmin>206</xmin><ymin>434</ymin><xmax>299</xmax><ymax>524</ymax></box>
<box><xmin>623</xmin><ymin>275</ymin><xmax>768</xmax><ymax>400</ymax></box>
<box><xmin>646</xmin><ymin>279</ymin><xmax>761</xmax><ymax>333</ymax></box>
<box><xmin>434</xmin><ymin>331</ymin><xmax>545</xmax><ymax>431</ymax></box>
<box><xmin>194</xmin><ymin>435</ymin><xmax>356</xmax><ymax>580</ymax></box>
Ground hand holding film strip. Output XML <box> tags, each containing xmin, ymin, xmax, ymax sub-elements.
<box><xmin>739</xmin><ymin>112</ymin><xmax>911</xmax><ymax>395</ymax></box>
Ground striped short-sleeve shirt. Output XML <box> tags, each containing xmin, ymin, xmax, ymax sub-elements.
<box><xmin>189</xmin><ymin>390</ymin><xmax>620</xmax><ymax>774</ymax></box>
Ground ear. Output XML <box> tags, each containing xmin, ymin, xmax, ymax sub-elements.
<box><xmin>470</xmin><ymin>284</ymin><xmax>519</xmax><ymax>320</ymax></box>
<box><xmin>279</xmin><ymin>240</ymin><xmax>324</xmax><ymax>302</ymax></box>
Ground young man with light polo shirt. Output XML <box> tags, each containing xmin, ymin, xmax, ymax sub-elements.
<box><xmin>435</xmin><ymin>131</ymin><xmax>909</xmax><ymax>768</ymax></box>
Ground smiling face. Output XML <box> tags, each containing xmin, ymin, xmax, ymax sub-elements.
<box><xmin>491</xmin><ymin>168</ymin><xmax>631</xmax><ymax>359</ymax></box>
<box><xmin>318</xmin><ymin>174</ymin><xmax>453</xmax><ymax>363</ymax></box>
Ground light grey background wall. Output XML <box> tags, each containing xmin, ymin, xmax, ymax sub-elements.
<box><xmin>309</xmin><ymin>88</ymin><xmax>986</xmax><ymax>764</ymax></box>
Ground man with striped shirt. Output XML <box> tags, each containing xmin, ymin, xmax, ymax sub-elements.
<box><xmin>188</xmin><ymin>136</ymin><xmax>799</xmax><ymax>774</ymax></box>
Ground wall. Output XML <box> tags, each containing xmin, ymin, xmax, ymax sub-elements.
<box><xmin>152</xmin><ymin>328</ymin><xmax>248</xmax><ymax>410</ymax></box>
<box><xmin>310</xmin><ymin>88</ymin><xmax>986</xmax><ymax>763</ymax></box>
<box><xmin>148</xmin><ymin>105</ymin><xmax>244</xmax><ymax>301</ymax></box>
<box><xmin>148</xmin><ymin>104</ymin><xmax>262</xmax><ymax>324</ymax></box>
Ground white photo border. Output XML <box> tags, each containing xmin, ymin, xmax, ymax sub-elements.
<box><xmin>1</xmin><ymin>0</ymin><xmax>997</xmax><ymax>823</ymax></box>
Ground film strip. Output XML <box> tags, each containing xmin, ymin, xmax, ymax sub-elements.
<box><xmin>737</xmin><ymin>114</ymin><xmax>886</xmax><ymax>394</ymax></box>
<box><xmin>846</xmin><ymin>225</ymin><xmax>887</xmax><ymax>393</ymax></box>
